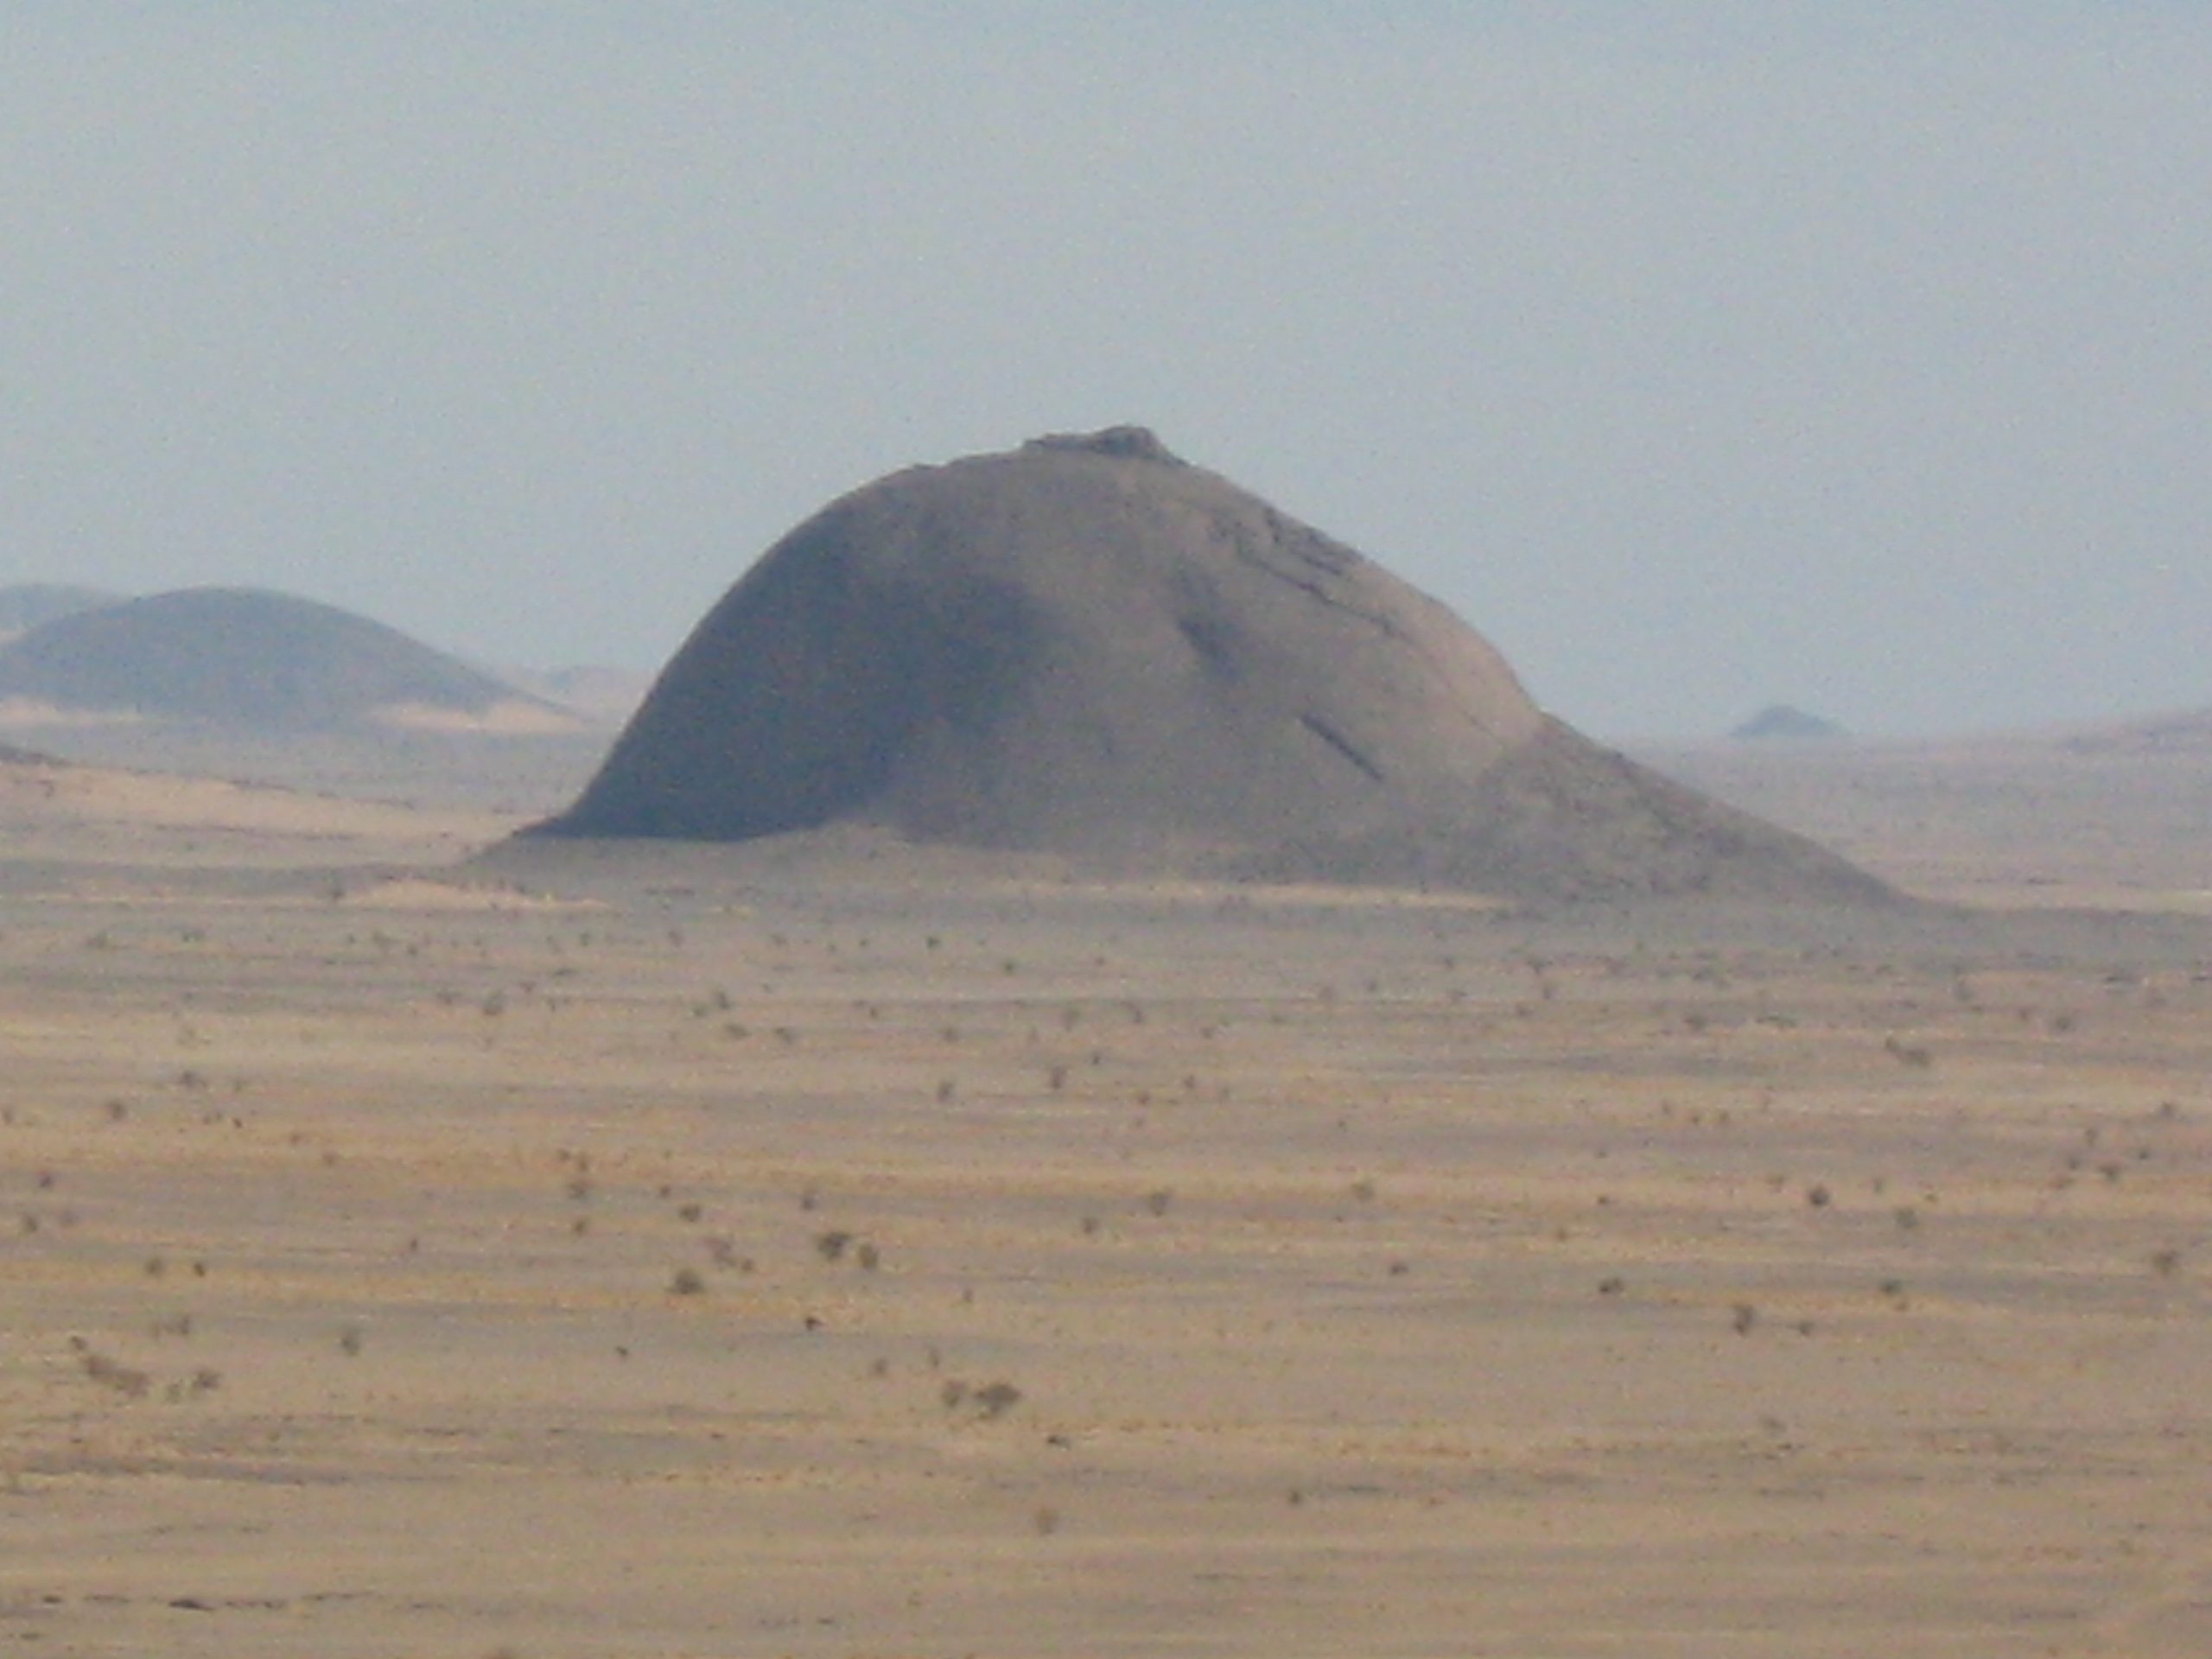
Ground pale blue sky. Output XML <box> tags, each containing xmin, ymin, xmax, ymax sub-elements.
<box><xmin>3</xmin><ymin>3</ymin><xmax>2206</xmax><ymax>738</ymax></box>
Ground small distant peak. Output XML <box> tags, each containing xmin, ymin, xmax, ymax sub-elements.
<box><xmin>1022</xmin><ymin>425</ymin><xmax>1184</xmax><ymax>465</ymax></box>
<box><xmin>1732</xmin><ymin>704</ymin><xmax>1846</xmax><ymax>741</ymax></box>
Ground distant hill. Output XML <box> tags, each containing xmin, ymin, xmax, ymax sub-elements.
<box><xmin>2052</xmin><ymin>707</ymin><xmax>2212</xmax><ymax>755</ymax></box>
<box><xmin>0</xmin><ymin>583</ymin><xmax>124</xmax><ymax>639</ymax></box>
<box><xmin>1732</xmin><ymin>705</ymin><xmax>1846</xmax><ymax>741</ymax></box>
<box><xmin>0</xmin><ymin>587</ymin><xmax>578</xmax><ymax>733</ymax></box>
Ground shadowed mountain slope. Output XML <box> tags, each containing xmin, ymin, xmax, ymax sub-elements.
<box><xmin>0</xmin><ymin>587</ymin><xmax>561</xmax><ymax>732</ymax></box>
<box><xmin>531</xmin><ymin>429</ymin><xmax>1892</xmax><ymax>904</ymax></box>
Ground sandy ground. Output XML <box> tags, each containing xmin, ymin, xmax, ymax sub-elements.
<box><xmin>3</xmin><ymin>741</ymin><xmax>2210</xmax><ymax>1656</ymax></box>
<box><xmin>1640</xmin><ymin>738</ymin><xmax>2212</xmax><ymax>914</ymax></box>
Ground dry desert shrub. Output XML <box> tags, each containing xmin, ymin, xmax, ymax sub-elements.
<box><xmin>974</xmin><ymin>1381</ymin><xmax>1023</xmax><ymax>1419</ymax></box>
<box><xmin>941</xmin><ymin>1378</ymin><xmax>1024</xmax><ymax>1420</ymax></box>
<box><xmin>79</xmin><ymin>1348</ymin><xmax>151</xmax><ymax>1399</ymax></box>
<box><xmin>1883</xmin><ymin>1036</ymin><xmax>1934</xmax><ymax>1068</ymax></box>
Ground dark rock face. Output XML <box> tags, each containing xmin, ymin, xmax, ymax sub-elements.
<box><xmin>0</xmin><ymin>587</ymin><xmax>533</xmax><ymax>730</ymax></box>
<box><xmin>535</xmin><ymin>429</ymin><xmax>1891</xmax><ymax>903</ymax></box>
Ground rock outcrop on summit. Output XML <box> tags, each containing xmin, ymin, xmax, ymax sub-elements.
<box><xmin>531</xmin><ymin>429</ymin><xmax>1892</xmax><ymax>903</ymax></box>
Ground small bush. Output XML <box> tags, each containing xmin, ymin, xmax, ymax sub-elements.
<box><xmin>974</xmin><ymin>1381</ymin><xmax>1023</xmax><ymax>1419</ymax></box>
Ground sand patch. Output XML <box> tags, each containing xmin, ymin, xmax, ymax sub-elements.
<box><xmin>336</xmin><ymin>874</ymin><xmax>603</xmax><ymax>912</ymax></box>
<box><xmin>0</xmin><ymin>750</ymin><xmax>516</xmax><ymax>868</ymax></box>
<box><xmin>372</xmin><ymin>697</ymin><xmax>588</xmax><ymax>736</ymax></box>
<box><xmin>0</xmin><ymin>697</ymin><xmax>146</xmax><ymax>728</ymax></box>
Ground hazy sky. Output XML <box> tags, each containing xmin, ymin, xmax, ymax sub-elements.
<box><xmin>4</xmin><ymin>3</ymin><xmax>2206</xmax><ymax>739</ymax></box>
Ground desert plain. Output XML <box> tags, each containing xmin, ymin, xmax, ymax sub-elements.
<box><xmin>3</xmin><ymin>730</ymin><xmax>2209</xmax><ymax>1657</ymax></box>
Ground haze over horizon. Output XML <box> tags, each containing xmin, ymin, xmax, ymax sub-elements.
<box><xmin>4</xmin><ymin>4</ymin><xmax>2205</xmax><ymax>741</ymax></box>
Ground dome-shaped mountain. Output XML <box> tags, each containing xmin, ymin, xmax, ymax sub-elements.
<box><xmin>530</xmin><ymin>429</ymin><xmax>1891</xmax><ymax>903</ymax></box>
<box><xmin>0</xmin><ymin>587</ymin><xmax>564</xmax><ymax>732</ymax></box>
